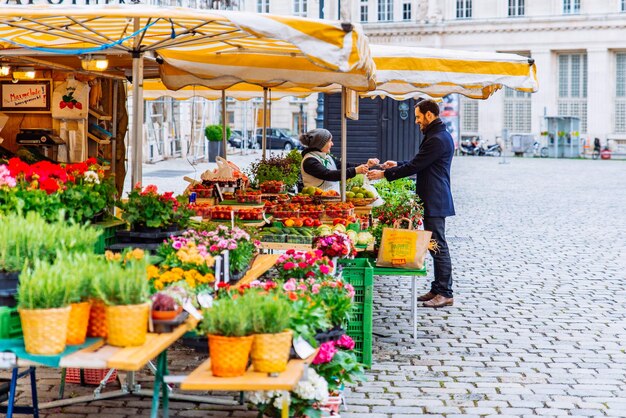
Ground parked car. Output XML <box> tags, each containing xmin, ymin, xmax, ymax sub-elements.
<box><xmin>255</xmin><ymin>128</ymin><xmax>301</xmax><ymax>150</ymax></box>
<box><xmin>228</xmin><ymin>130</ymin><xmax>256</xmax><ymax>149</ymax></box>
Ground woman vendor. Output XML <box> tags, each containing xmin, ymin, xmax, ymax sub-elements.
<box><xmin>299</xmin><ymin>128</ymin><xmax>379</xmax><ymax>194</ymax></box>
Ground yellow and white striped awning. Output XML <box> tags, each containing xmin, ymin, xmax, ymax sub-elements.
<box><xmin>131</xmin><ymin>79</ymin><xmax>313</xmax><ymax>101</ymax></box>
<box><xmin>367</xmin><ymin>44</ymin><xmax>538</xmax><ymax>100</ymax></box>
<box><xmin>0</xmin><ymin>5</ymin><xmax>375</xmax><ymax>91</ymax></box>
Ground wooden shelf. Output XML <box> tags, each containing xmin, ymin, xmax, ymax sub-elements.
<box><xmin>87</xmin><ymin>132</ymin><xmax>111</xmax><ymax>145</ymax></box>
<box><xmin>89</xmin><ymin>108</ymin><xmax>112</xmax><ymax>121</ymax></box>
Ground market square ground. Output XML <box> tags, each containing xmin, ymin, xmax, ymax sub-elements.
<box><xmin>4</xmin><ymin>155</ymin><xmax>626</xmax><ymax>417</ymax></box>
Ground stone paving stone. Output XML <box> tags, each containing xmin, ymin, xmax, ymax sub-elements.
<box><xmin>3</xmin><ymin>157</ymin><xmax>626</xmax><ymax>417</ymax></box>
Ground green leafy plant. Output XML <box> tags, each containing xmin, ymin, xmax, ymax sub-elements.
<box><xmin>64</xmin><ymin>253</ymin><xmax>102</xmax><ymax>304</ymax></box>
<box><xmin>204</xmin><ymin>124</ymin><xmax>231</xmax><ymax>142</ymax></box>
<box><xmin>92</xmin><ymin>250</ymin><xmax>151</xmax><ymax>306</ymax></box>
<box><xmin>288</xmin><ymin>297</ymin><xmax>331</xmax><ymax>347</ymax></box>
<box><xmin>0</xmin><ymin>212</ymin><xmax>101</xmax><ymax>272</ymax></box>
<box><xmin>18</xmin><ymin>256</ymin><xmax>74</xmax><ymax>310</ymax></box>
<box><xmin>246</xmin><ymin>153</ymin><xmax>300</xmax><ymax>189</ymax></box>
<box><xmin>117</xmin><ymin>184</ymin><xmax>193</xmax><ymax>229</ymax></box>
<box><xmin>247</xmin><ymin>290</ymin><xmax>292</xmax><ymax>334</ymax></box>
<box><xmin>198</xmin><ymin>294</ymin><xmax>254</xmax><ymax>337</ymax></box>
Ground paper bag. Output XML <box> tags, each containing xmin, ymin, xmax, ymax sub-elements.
<box><xmin>376</xmin><ymin>218</ymin><xmax>432</xmax><ymax>270</ymax></box>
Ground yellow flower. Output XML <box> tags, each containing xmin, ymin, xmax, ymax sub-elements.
<box><xmin>154</xmin><ymin>280</ymin><xmax>164</xmax><ymax>290</ymax></box>
<box><xmin>146</xmin><ymin>265</ymin><xmax>160</xmax><ymax>279</ymax></box>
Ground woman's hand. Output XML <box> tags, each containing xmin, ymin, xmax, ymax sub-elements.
<box><xmin>356</xmin><ymin>164</ymin><xmax>369</xmax><ymax>175</ymax></box>
<box><xmin>367</xmin><ymin>158</ymin><xmax>380</xmax><ymax>168</ymax></box>
<box><xmin>382</xmin><ymin>160</ymin><xmax>397</xmax><ymax>169</ymax></box>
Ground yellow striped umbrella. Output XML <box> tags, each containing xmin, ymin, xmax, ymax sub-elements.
<box><xmin>132</xmin><ymin>79</ymin><xmax>313</xmax><ymax>101</ymax></box>
<box><xmin>367</xmin><ymin>44</ymin><xmax>538</xmax><ymax>100</ymax></box>
<box><xmin>0</xmin><ymin>5</ymin><xmax>374</xmax><ymax>183</ymax></box>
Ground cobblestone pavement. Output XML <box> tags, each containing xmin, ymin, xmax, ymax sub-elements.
<box><xmin>3</xmin><ymin>156</ymin><xmax>626</xmax><ymax>417</ymax></box>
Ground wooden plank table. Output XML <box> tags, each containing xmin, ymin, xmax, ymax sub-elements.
<box><xmin>5</xmin><ymin>255</ymin><xmax>280</xmax><ymax>418</ymax></box>
<box><xmin>176</xmin><ymin>353</ymin><xmax>316</xmax><ymax>418</ymax></box>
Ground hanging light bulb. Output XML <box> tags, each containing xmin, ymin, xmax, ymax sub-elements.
<box><xmin>81</xmin><ymin>54</ymin><xmax>109</xmax><ymax>72</ymax></box>
<box><xmin>12</xmin><ymin>67</ymin><xmax>36</xmax><ymax>80</ymax></box>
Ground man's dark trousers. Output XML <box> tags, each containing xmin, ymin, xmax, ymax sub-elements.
<box><xmin>423</xmin><ymin>217</ymin><xmax>452</xmax><ymax>298</ymax></box>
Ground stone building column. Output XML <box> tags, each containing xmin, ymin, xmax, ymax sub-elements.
<box><xmin>530</xmin><ymin>49</ymin><xmax>554</xmax><ymax>136</ymax></box>
<box><xmin>586</xmin><ymin>48</ymin><xmax>611</xmax><ymax>142</ymax></box>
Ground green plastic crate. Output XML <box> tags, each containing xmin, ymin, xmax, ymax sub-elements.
<box><xmin>0</xmin><ymin>306</ymin><xmax>22</xmax><ymax>339</ymax></box>
<box><xmin>92</xmin><ymin>219</ymin><xmax>126</xmax><ymax>254</ymax></box>
<box><xmin>339</xmin><ymin>258</ymin><xmax>373</xmax><ymax>367</ymax></box>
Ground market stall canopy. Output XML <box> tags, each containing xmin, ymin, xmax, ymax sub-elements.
<box><xmin>365</xmin><ymin>44</ymin><xmax>538</xmax><ymax>100</ymax></box>
<box><xmin>0</xmin><ymin>5</ymin><xmax>375</xmax><ymax>91</ymax></box>
<box><xmin>130</xmin><ymin>79</ymin><xmax>313</xmax><ymax>101</ymax></box>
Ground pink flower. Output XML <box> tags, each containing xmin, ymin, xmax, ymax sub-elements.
<box><xmin>319</xmin><ymin>264</ymin><xmax>330</xmax><ymax>275</ymax></box>
<box><xmin>336</xmin><ymin>335</ymin><xmax>355</xmax><ymax>350</ymax></box>
<box><xmin>298</xmin><ymin>262</ymin><xmax>308</xmax><ymax>269</ymax></box>
<box><xmin>283</xmin><ymin>261</ymin><xmax>296</xmax><ymax>270</ymax></box>
<box><xmin>312</xmin><ymin>341</ymin><xmax>337</xmax><ymax>364</ymax></box>
<box><xmin>311</xmin><ymin>283</ymin><xmax>321</xmax><ymax>294</ymax></box>
<box><xmin>283</xmin><ymin>279</ymin><xmax>296</xmax><ymax>292</ymax></box>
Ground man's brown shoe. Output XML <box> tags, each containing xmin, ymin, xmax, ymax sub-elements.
<box><xmin>423</xmin><ymin>295</ymin><xmax>454</xmax><ymax>308</ymax></box>
<box><xmin>417</xmin><ymin>291</ymin><xmax>437</xmax><ymax>302</ymax></box>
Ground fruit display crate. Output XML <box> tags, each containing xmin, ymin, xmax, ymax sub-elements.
<box><xmin>92</xmin><ymin>218</ymin><xmax>126</xmax><ymax>254</ymax></box>
<box><xmin>338</xmin><ymin>258</ymin><xmax>373</xmax><ymax>367</ymax></box>
<box><xmin>0</xmin><ymin>306</ymin><xmax>22</xmax><ymax>339</ymax></box>
<box><xmin>285</xmin><ymin>235</ymin><xmax>313</xmax><ymax>245</ymax></box>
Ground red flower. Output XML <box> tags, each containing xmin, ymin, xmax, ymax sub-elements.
<box><xmin>39</xmin><ymin>177</ymin><xmax>61</xmax><ymax>194</ymax></box>
<box><xmin>287</xmin><ymin>291</ymin><xmax>298</xmax><ymax>301</ymax></box>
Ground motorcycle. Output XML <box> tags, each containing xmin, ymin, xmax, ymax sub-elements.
<box><xmin>459</xmin><ymin>138</ymin><xmax>483</xmax><ymax>156</ymax></box>
<box><xmin>483</xmin><ymin>143</ymin><xmax>502</xmax><ymax>157</ymax></box>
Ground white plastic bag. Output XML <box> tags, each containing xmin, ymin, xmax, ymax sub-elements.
<box><xmin>362</xmin><ymin>177</ymin><xmax>384</xmax><ymax>207</ymax></box>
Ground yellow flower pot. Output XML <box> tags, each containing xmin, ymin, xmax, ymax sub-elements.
<box><xmin>208</xmin><ymin>334</ymin><xmax>254</xmax><ymax>377</ymax></box>
<box><xmin>19</xmin><ymin>306</ymin><xmax>71</xmax><ymax>355</ymax></box>
<box><xmin>67</xmin><ymin>301</ymin><xmax>92</xmax><ymax>345</ymax></box>
<box><xmin>105</xmin><ymin>303</ymin><xmax>150</xmax><ymax>347</ymax></box>
<box><xmin>251</xmin><ymin>330</ymin><xmax>293</xmax><ymax>373</ymax></box>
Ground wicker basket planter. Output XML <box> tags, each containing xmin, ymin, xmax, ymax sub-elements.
<box><xmin>19</xmin><ymin>306</ymin><xmax>71</xmax><ymax>355</ymax></box>
<box><xmin>208</xmin><ymin>334</ymin><xmax>253</xmax><ymax>377</ymax></box>
<box><xmin>106</xmin><ymin>303</ymin><xmax>150</xmax><ymax>347</ymax></box>
<box><xmin>67</xmin><ymin>301</ymin><xmax>92</xmax><ymax>345</ymax></box>
<box><xmin>251</xmin><ymin>330</ymin><xmax>293</xmax><ymax>373</ymax></box>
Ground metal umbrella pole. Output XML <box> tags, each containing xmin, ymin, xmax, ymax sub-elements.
<box><xmin>340</xmin><ymin>87</ymin><xmax>347</xmax><ymax>202</ymax></box>
<box><xmin>130</xmin><ymin>17</ymin><xmax>145</xmax><ymax>186</ymax></box>
<box><xmin>221</xmin><ymin>90</ymin><xmax>228</xmax><ymax>160</ymax></box>
<box><xmin>262</xmin><ymin>87</ymin><xmax>268</xmax><ymax>160</ymax></box>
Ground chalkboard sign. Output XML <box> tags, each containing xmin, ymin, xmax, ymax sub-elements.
<box><xmin>0</xmin><ymin>80</ymin><xmax>51</xmax><ymax>113</ymax></box>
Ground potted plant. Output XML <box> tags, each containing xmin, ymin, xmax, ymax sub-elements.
<box><xmin>64</xmin><ymin>253</ymin><xmax>103</xmax><ymax>345</ymax></box>
<box><xmin>246</xmin><ymin>152</ymin><xmax>301</xmax><ymax>191</ymax></box>
<box><xmin>151</xmin><ymin>290</ymin><xmax>183</xmax><ymax>321</ymax></box>
<box><xmin>0</xmin><ymin>212</ymin><xmax>101</xmax><ymax>307</ymax></box>
<box><xmin>204</xmin><ymin>124</ymin><xmax>230</xmax><ymax>162</ymax></box>
<box><xmin>92</xmin><ymin>249</ymin><xmax>151</xmax><ymax>347</ymax></box>
<box><xmin>198</xmin><ymin>293</ymin><xmax>254</xmax><ymax>377</ymax></box>
<box><xmin>116</xmin><ymin>184</ymin><xmax>193</xmax><ymax>232</ymax></box>
<box><xmin>18</xmin><ymin>257</ymin><xmax>73</xmax><ymax>355</ymax></box>
<box><xmin>248</xmin><ymin>290</ymin><xmax>293</xmax><ymax>373</ymax></box>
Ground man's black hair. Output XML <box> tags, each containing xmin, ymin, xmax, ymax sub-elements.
<box><xmin>414</xmin><ymin>100</ymin><xmax>440</xmax><ymax>117</ymax></box>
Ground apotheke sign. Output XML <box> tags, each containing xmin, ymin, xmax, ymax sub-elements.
<box><xmin>4</xmin><ymin>0</ymin><xmax>138</xmax><ymax>4</ymax></box>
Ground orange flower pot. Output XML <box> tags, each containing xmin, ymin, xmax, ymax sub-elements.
<box><xmin>67</xmin><ymin>301</ymin><xmax>92</xmax><ymax>345</ymax></box>
<box><xmin>151</xmin><ymin>306</ymin><xmax>182</xmax><ymax>321</ymax></box>
<box><xmin>106</xmin><ymin>303</ymin><xmax>150</xmax><ymax>347</ymax></box>
<box><xmin>87</xmin><ymin>299</ymin><xmax>107</xmax><ymax>338</ymax></box>
<box><xmin>251</xmin><ymin>330</ymin><xmax>293</xmax><ymax>373</ymax></box>
<box><xmin>208</xmin><ymin>334</ymin><xmax>253</xmax><ymax>377</ymax></box>
<box><xmin>19</xmin><ymin>306</ymin><xmax>71</xmax><ymax>355</ymax></box>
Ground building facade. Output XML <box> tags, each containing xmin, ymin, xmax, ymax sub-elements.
<box><xmin>237</xmin><ymin>0</ymin><xmax>626</xmax><ymax>151</ymax></box>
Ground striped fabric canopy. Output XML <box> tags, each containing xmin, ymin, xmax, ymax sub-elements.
<box><xmin>131</xmin><ymin>79</ymin><xmax>312</xmax><ymax>101</ymax></box>
<box><xmin>366</xmin><ymin>44</ymin><xmax>538</xmax><ymax>100</ymax></box>
<box><xmin>0</xmin><ymin>5</ymin><xmax>375</xmax><ymax>91</ymax></box>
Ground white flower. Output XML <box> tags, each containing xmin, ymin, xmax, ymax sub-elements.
<box><xmin>294</xmin><ymin>368</ymin><xmax>328</xmax><ymax>402</ymax></box>
<box><xmin>83</xmin><ymin>170</ymin><xmax>100</xmax><ymax>184</ymax></box>
<box><xmin>247</xmin><ymin>390</ymin><xmax>275</xmax><ymax>405</ymax></box>
<box><xmin>272</xmin><ymin>391</ymin><xmax>291</xmax><ymax>410</ymax></box>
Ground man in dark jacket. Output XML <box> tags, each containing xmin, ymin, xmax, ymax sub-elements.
<box><xmin>367</xmin><ymin>100</ymin><xmax>455</xmax><ymax>308</ymax></box>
